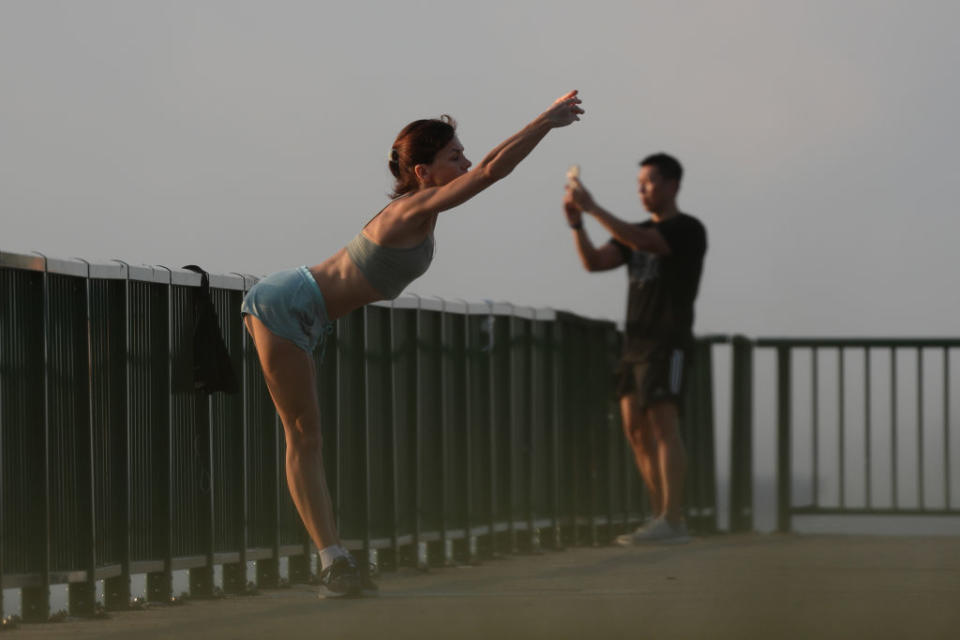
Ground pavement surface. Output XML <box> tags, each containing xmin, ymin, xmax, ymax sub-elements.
<box><xmin>13</xmin><ymin>533</ymin><xmax>960</xmax><ymax>639</ymax></box>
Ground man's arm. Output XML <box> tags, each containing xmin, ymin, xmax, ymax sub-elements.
<box><xmin>568</xmin><ymin>179</ymin><xmax>671</xmax><ymax>255</ymax></box>
<box><xmin>586</xmin><ymin>203</ymin><xmax>672</xmax><ymax>255</ymax></box>
<box><xmin>564</xmin><ymin>195</ymin><xmax>624</xmax><ymax>271</ymax></box>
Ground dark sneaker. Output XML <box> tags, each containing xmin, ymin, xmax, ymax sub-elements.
<box><xmin>317</xmin><ymin>556</ymin><xmax>362</xmax><ymax>599</ymax></box>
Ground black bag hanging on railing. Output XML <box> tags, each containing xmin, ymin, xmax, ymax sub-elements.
<box><xmin>183</xmin><ymin>264</ymin><xmax>239</xmax><ymax>394</ymax></box>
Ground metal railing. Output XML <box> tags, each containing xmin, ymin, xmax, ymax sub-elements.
<box><xmin>0</xmin><ymin>251</ymin><xmax>721</xmax><ymax>621</ymax></box>
<box><xmin>735</xmin><ymin>338</ymin><xmax>960</xmax><ymax>532</ymax></box>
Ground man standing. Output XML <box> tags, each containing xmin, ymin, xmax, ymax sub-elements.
<box><xmin>563</xmin><ymin>153</ymin><xmax>707</xmax><ymax>544</ymax></box>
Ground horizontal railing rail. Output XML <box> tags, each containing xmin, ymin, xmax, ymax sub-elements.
<box><xmin>0</xmin><ymin>250</ymin><xmax>722</xmax><ymax>621</ymax></box>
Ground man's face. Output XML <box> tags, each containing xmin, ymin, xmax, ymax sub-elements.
<box><xmin>637</xmin><ymin>165</ymin><xmax>678</xmax><ymax>213</ymax></box>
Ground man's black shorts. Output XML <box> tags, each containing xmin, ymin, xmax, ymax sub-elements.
<box><xmin>616</xmin><ymin>346</ymin><xmax>690</xmax><ymax>410</ymax></box>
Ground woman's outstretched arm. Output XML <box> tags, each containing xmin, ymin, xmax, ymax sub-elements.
<box><xmin>396</xmin><ymin>90</ymin><xmax>584</xmax><ymax>222</ymax></box>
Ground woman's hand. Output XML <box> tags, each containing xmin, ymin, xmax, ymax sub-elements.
<box><xmin>542</xmin><ymin>90</ymin><xmax>584</xmax><ymax>128</ymax></box>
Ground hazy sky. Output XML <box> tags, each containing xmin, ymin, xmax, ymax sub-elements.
<box><xmin>3</xmin><ymin>0</ymin><xmax>958</xmax><ymax>337</ymax></box>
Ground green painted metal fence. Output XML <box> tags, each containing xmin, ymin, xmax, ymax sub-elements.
<box><xmin>0</xmin><ymin>251</ymin><xmax>721</xmax><ymax>622</ymax></box>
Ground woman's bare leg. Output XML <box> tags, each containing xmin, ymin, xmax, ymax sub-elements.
<box><xmin>245</xmin><ymin>315</ymin><xmax>339</xmax><ymax>550</ymax></box>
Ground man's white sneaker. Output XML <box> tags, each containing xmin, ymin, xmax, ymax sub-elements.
<box><xmin>614</xmin><ymin>517</ymin><xmax>690</xmax><ymax>546</ymax></box>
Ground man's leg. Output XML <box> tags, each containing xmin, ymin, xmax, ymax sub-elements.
<box><xmin>620</xmin><ymin>393</ymin><xmax>663</xmax><ymax>517</ymax></box>
<box><xmin>646</xmin><ymin>400</ymin><xmax>687</xmax><ymax>526</ymax></box>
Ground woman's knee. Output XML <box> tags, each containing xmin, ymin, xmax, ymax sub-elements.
<box><xmin>283</xmin><ymin>417</ymin><xmax>324</xmax><ymax>452</ymax></box>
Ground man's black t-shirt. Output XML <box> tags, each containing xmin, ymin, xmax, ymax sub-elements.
<box><xmin>610</xmin><ymin>212</ymin><xmax>707</xmax><ymax>362</ymax></box>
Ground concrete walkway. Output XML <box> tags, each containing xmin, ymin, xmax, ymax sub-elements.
<box><xmin>15</xmin><ymin>534</ymin><xmax>960</xmax><ymax>639</ymax></box>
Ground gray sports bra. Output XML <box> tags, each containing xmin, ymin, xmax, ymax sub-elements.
<box><xmin>345</xmin><ymin>231</ymin><xmax>435</xmax><ymax>299</ymax></box>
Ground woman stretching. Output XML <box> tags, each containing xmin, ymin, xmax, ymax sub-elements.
<box><xmin>240</xmin><ymin>90</ymin><xmax>585</xmax><ymax>598</ymax></box>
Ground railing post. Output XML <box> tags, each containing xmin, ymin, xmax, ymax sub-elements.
<box><xmin>105</xmin><ymin>261</ymin><xmax>132</xmax><ymax>609</ymax></box>
<box><xmin>69</xmin><ymin>259</ymin><xmax>97</xmax><ymax>616</ymax></box>
<box><xmin>486</xmin><ymin>303</ymin><xmax>497</xmax><ymax>557</ymax></box>
<box><xmin>549</xmin><ymin>318</ymin><xmax>562</xmax><ymax>549</ymax></box>
<box><xmin>463</xmin><ymin>303</ymin><xmax>477</xmax><ymax>564</ymax></box>
<box><xmin>223</xmin><ymin>275</ymin><xmax>251</xmax><ymax>594</ymax></box>
<box><xmin>190</xmin><ymin>273</ymin><xmax>221</xmax><ymax>599</ymax></box>
<box><xmin>388</xmin><ymin>303</ymin><xmax>402</xmax><ymax>567</ymax></box>
<box><xmin>776</xmin><ymin>345</ymin><xmax>792</xmax><ymax>533</ymax></box>
<box><xmin>526</xmin><ymin>315</ymin><xmax>539</xmax><ymax>554</ymax></box>
<box><xmin>22</xmin><ymin>253</ymin><xmax>51</xmax><ymax>622</ymax></box>
<box><xmin>148</xmin><ymin>266</ymin><xmax>174</xmax><ymax>603</ymax></box>
<box><xmin>438</xmin><ymin>301</ymin><xmax>452</xmax><ymax>565</ymax></box>
<box><xmin>506</xmin><ymin>307</ymin><xmax>518</xmax><ymax>554</ymax></box>
<box><xmin>694</xmin><ymin>339</ymin><xmax>718</xmax><ymax>533</ymax></box>
<box><xmin>414</xmin><ymin>297</ymin><xmax>427</xmax><ymax>569</ymax></box>
<box><xmin>944</xmin><ymin>348</ymin><xmax>951</xmax><ymax>510</ymax></box>
<box><xmin>362</xmin><ymin>306</ymin><xmax>374</xmax><ymax>568</ymax></box>
<box><xmin>729</xmin><ymin>336</ymin><xmax>754</xmax><ymax>532</ymax></box>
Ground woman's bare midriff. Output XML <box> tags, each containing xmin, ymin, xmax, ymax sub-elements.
<box><xmin>307</xmin><ymin>248</ymin><xmax>383</xmax><ymax>321</ymax></box>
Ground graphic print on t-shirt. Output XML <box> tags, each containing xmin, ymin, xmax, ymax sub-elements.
<box><xmin>627</xmin><ymin>251</ymin><xmax>660</xmax><ymax>284</ymax></box>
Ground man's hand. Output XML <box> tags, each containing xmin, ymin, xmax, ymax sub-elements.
<box><xmin>563</xmin><ymin>192</ymin><xmax>582</xmax><ymax>228</ymax></box>
<box><xmin>566</xmin><ymin>177</ymin><xmax>596</xmax><ymax>212</ymax></box>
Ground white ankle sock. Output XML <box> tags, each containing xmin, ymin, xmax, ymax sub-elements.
<box><xmin>319</xmin><ymin>545</ymin><xmax>349</xmax><ymax>570</ymax></box>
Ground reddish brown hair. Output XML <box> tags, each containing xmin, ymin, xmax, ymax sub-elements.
<box><xmin>388</xmin><ymin>115</ymin><xmax>457</xmax><ymax>198</ymax></box>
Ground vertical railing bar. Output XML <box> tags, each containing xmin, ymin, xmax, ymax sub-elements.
<box><xmin>506</xmin><ymin>309</ymin><xmax>516</xmax><ymax>552</ymax></box>
<box><xmin>200</xmin><ymin>287</ymin><xmax>219</xmax><ymax>592</ymax></box>
<box><xmin>891</xmin><ymin>347</ymin><xmax>898</xmax><ymax>509</ymax></box>
<box><xmin>388</xmin><ymin>304</ymin><xmax>401</xmax><ymax>563</ymax></box>
<box><xmin>414</xmin><ymin>300</ymin><xmax>423</xmax><ymax>563</ymax></box>
<box><xmin>487</xmin><ymin>304</ymin><xmax>496</xmax><ymax>556</ymax></box>
<box><xmin>33</xmin><ymin>254</ymin><xmax>52</xmax><ymax>619</ymax></box>
<box><xmin>117</xmin><ymin>260</ymin><xmax>133</xmax><ymax>608</ymax></box>
<box><xmin>164</xmin><ymin>268</ymin><xmax>175</xmax><ymax>597</ymax></box>
<box><xmin>271</xmin><ymin>412</ymin><xmax>281</xmax><ymax>582</ymax></box>
<box><xmin>332</xmin><ymin>318</ymin><xmax>343</xmax><ymax>543</ymax></box>
<box><xmin>944</xmin><ymin>348</ymin><xmax>950</xmax><ymax>510</ymax></box>
<box><xmin>838</xmin><ymin>347</ymin><xmax>845</xmax><ymax>510</ymax></box>
<box><xmin>586</xmin><ymin>325</ymin><xmax>596</xmax><ymax>544</ymax></box>
<box><xmin>146</xmin><ymin>265</ymin><xmax>175</xmax><ymax>602</ymax></box>
<box><xmin>463</xmin><ymin>304</ymin><xmax>473</xmax><ymax>559</ymax></box>
<box><xmin>362</xmin><ymin>308</ymin><xmax>372</xmax><ymax>561</ymax></box>
<box><xmin>112</xmin><ymin>260</ymin><xmax>133</xmax><ymax>608</ymax></box>
<box><xmin>527</xmin><ymin>319</ymin><xmax>537</xmax><ymax>549</ymax></box>
<box><xmin>571</xmin><ymin>326</ymin><xmax>580</xmax><ymax>546</ymax></box>
<box><xmin>812</xmin><ymin>347</ymin><xmax>819</xmax><ymax>507</ymax></box>
<box><xmin>551</xmin><ymin>321</ymin><xmax>561</xmax><ymax>547</ymax></box>
<box><xmin>864</xmin><ymin>347</ymin><xmax>872</xmax><ymax>509</ymax></box>
<box><xmin>776</xmin><ymin>345</ymin><xmax>792</xmax><ymax>533</ymax></box>
<box><xmin>204</xmin><ymin>387</ymin><xmax>215</xmax><ymax>591</ymax></box>
<box><xmin>439</xmin><ymin>302</ymin><xmax>448</xmax><ymax>557</ymax></box>
<box><xmin>19</xmin><ymin>253</ymin><xmax>55</xmax><ymax>620</ymax></box>
<box><xmin>239</xmin><ymin>276</ymin><xmax>251</xmax><ymax>590</ymax></box>
<box><xmin>917</xmin><ymin>347</ymin><xmax>924</xmax><ymax>510</ymax></box>
<box><xmin>82</xmin><ymin>259</ymin><xmax>98</xmax><ymax>613</ymax></box>
<box><xmin>604</xmin><ymin>328</ymin><xmax>615</xmax><ymax>535</ymax></box>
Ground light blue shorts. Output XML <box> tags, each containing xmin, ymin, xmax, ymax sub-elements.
<box><xmin>240</xmin><ymin>265</ymin><xmax>332</xmax><ymax>353</ymax></box>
